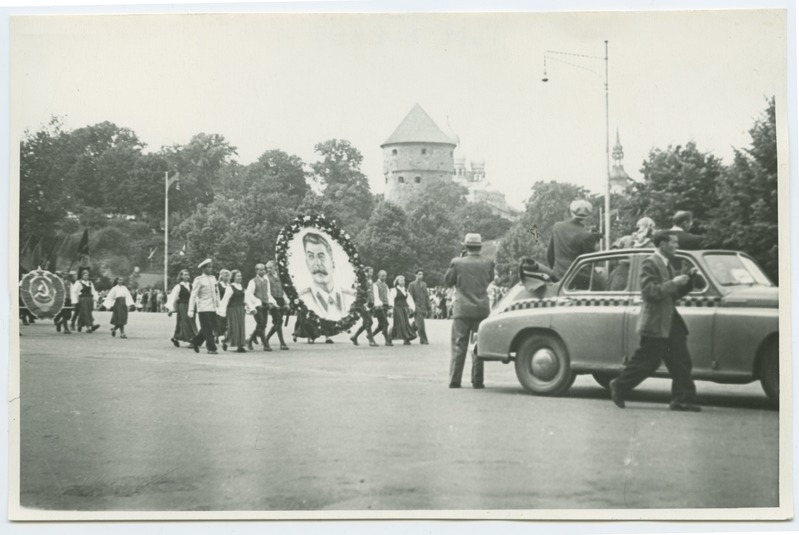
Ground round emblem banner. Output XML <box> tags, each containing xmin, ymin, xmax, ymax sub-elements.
<box><xmin>20</xmin><ymin>270</ymin><xmax>65</xmax><ymax>319</ymax></box>
<box><xmin>276</xmin><ymin>214</ymin><xmax>368</xmax><ymax>337</ymax></box>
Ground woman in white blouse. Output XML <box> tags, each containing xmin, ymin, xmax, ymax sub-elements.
<box><xmin>102</xmin><ymin>277</ymin><xmax>135</xmax><ymax>339</ymax></box>
<box><xmin>71</xmin><ymin>268</ymin><xmax>100</xmax><ymax>333</ymax></box>
<box><xmin>389</xmin><ymin>275</ymin><xmax>417</xmax><ymax>345</ymax></box>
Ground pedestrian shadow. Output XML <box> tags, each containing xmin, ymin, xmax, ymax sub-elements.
<box><xmin>486</xmin><ymin>383</ymin><xmax>778</xmax><ymax>412</ymax></box>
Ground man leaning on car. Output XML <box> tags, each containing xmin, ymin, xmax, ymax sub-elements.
<box><xmin>610</xmin><ymin>230</ymin><xmax>703</xmax><ymax>412</ymax></box>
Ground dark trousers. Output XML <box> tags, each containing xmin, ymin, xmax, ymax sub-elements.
<box><xmin>191</xmin><ymin>312</ymin><xmax>218</xmax><ymax>351</ymax></box>
<box><xmin>450</xmin><ymin>317</ymin><xmax>484</xmax><ymax>386</ymax></box>
<box><xmin>266</xmin><ymin>298</ymin><xmax>286</xmax><ymax>345</ymax></box>
<box><xmin>250</xmin><ymin>306</ymin><xmax>268</xmax><ymax>344</ymax></box>
<box><xmin>55</xmin><ymin>303</ymin><xmax>73</xmax><ymax>326</ymax></box>
<box><xmin>614</xmin><ymin>328</ymin><xmax>696</xmax><ymax>403</ymax></box>
<box><xmin>371</xmin><ymin>307</ymin><xmax>390</xmax><ymax>343</ymax></box>
<box><xmin>414</xmin><ymin>310</ymin><xmax>428</xmax><ymax>344</ymax></box>
<box><xmin>353</xmin><ymin>308</ymin><xmax>374</xmax><ymax>341</ymax></box>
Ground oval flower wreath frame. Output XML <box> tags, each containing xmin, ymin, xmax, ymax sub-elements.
<box><xmin>275</xmin><ymin>214</ymin><xmax>369</xmax><ymax>337</ymax></box>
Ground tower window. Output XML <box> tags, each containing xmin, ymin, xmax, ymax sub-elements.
<box><xmin>414</xmin><ymin>176</ymin><xmax>421</xmax><ymax>184</ymax></box>
<box><xmin>398</xmin><ymin>176</ymin><xmax>405</xmax><ymax>184</ymax></box>
<box><xmin>392</xmin><ymin>149</ymin><xmax>397</xmax><ymax>156</ymax></box>
<box><xmin>421</xmin><ymin>148</ymin><xmax>427</xmax><ymax>155</ymax></box>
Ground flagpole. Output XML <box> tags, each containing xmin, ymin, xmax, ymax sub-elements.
<box><xmin>164</xmin><ymin>172</ymin><xmax>179</xmax><ymax>291</ymax></box>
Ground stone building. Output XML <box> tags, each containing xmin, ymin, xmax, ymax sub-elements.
<box><xmin>382</xmin><ymin>104</ymin><xmax>515</xmax><ymax>219</ymax></box>
<box><xmin>381</xmin><ymin>103</ymin><xmax>457</xmax><ymax>207</ymax></box>
<box><xmin>609</xmin><ymin>129</ymin><xmax>633</xmax><ymax>194</ymax></box>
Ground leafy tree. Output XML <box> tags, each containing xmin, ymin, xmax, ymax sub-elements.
<box><xmin>705</xmin><ymin>98</ymin><xmax>779</xmax><ymax>281</ymax></box>
<box><xmin>356</xmin><ymin>201</ymin><xmax>415</xmax><ymax>280</ymax></box>
<box><xmin>495</xmin><ymin>220</ymin><xmax>546</xmax><ymax>287</ymax></box>
<box><xmin>162</xmin><ymin>133</ymin><xmax>238</xmax><ymax>214</ymax></box>
<box><xmin>627</xmin><ymin>142</ymin><xmax>723</xmax><ymax>231</ymax></box>
<box><xmin>405</xmin><ymin>180</ymin><xmax>469</xmax><ymax>285</ymax></box>
<box><xmin>303</xmin><ymin>139</ymin><xmax>375</xmax><ymax>236</ymax></box>
<box><xmin>458</xmin><ymin>201</ymin><xmax>513</xmax><ymax>241</ymax></box>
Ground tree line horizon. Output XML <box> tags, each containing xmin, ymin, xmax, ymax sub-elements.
<box><xmin>19</xmin><ymin>96</ymin><xmax>778</xmax><ymax>288</ymax></box>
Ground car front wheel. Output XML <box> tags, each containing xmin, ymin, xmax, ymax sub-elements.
<box><xmin>514</xmin><ymin>334</ymin><xmax>575</xmax><ymax>396</ymax></box>
<box><xmin>759</xmin><ymin>341</ymin><xmax>779</xmax><ymax>407</ymax></box>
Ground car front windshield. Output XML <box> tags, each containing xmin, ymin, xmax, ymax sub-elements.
<box><xmin>704</xmin><ymin>254</ymin><xmax>774</xmax><ymax>287</ymax></box>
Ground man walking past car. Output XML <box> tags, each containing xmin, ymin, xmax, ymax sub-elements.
<box><xmin>610</xmin><ymin>230</ymin><xmax>702</xmax><ymax>411</ymax></box>
<box><xmin>445</xmin><ymin>233</ymin><xmax>495</xmax><ymax>389</ymax></box>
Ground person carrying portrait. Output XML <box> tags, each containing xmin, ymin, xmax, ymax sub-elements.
<box><xmin>445</xmin><ymin>233</ymin><xmax>495</xmax><ymax>389</ymax></box>
<box><xmin>246</xmin><ymin>263</ymin><xmax>277</xmax><ymax>350</ymax></box>
<box><xmin>167</xmin><ymin>269</ymin><xmax>197</xmax><ymax>347</ymax></box>
<box><xmin>264</xmin><ymin>260</ymin><xmax>290</xmax><ymax>351</ymax></box>
<box><xmin>71</xmin><ymin>267</ymin><xmax>101</xmax><ymax>333</ymax></box>
<box><xmin>370</xmin><ymin>269</ymin><xmax>393</xmax><ymax>347</ymax></box>
<box><xmin>610</xmin><ymin>230</ymin><xmax>703</xmax><ymax>412</ymax></box>
<box><xmin>547</xmin><ymin>199</ymin><xmax>599</xmax><ymax>280</ymax></box>
<box><xmin>188</xmin><ymin>259</ymin><xmax>221</xmax><ymax>355</ymax></box>
<box><xmin>350</xmin><ymin>266</ymin><xmax>379</xmax><ymax>347</ymax></box>
<box><xmin>53</xmin><ymin>271</ymin><xmax>75</xmax><ymax>334</ymax></box>
<box><xmin>406</xmin><ymin>269</ymin><xmax>430</xmax><ymax>345</ymax></box>
<box><xmin>389</xmin><ymin>275</ymin><xmax>417</xmax><ymax>345</ymax></box>
<box><xmin>103</xmin><ymin>277</ymin><xmax>135</xmax><ymax>339</ymax></box>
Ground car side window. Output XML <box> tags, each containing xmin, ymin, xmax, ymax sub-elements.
<box><xmin>632</xmin><ymin>255</ymin><xmax>708</xmax><ymax>294</ymax></box>
<box><xmin>565</xmin><ymin>256</ymin><xmax>632</xmax><ymax>293</ymax></box>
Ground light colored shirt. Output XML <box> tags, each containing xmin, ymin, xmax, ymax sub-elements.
<box><xmin>389</xmin><ymin>286</ymin><xmax>415</xmax><ymax>313</ymax></box>
<box><xmin>246</xmin><ymin>276</ymin><xmax>277</xmax><ymax>307</ymax></box>
<box><xmin>102</xmin><ymin>285</ymin><xmax>135</xmax><ymax>310</ymax></box>
<box><xmin>188</xmin><ymin>274</ymin><xmax>220</xmax><ymax>315</ymax></box>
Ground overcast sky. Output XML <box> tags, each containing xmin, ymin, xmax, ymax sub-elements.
<box><xmin>10</xmin><ymin>9</ymin><xmax>787</xmax><ymax>208</ymax></box>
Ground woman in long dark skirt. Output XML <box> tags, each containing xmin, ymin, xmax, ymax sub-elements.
<box><xmin>389</xmin><ymin>275</ymin><xmax>417</xmax><ymax>345</ymax></box>
<box><xmin>72</xmin><ymin>268</ymin><xmax>100</xmax><ymax>333</ymax></box>
<box><xmin>215</xmin><ymin>269</ymin><xmax>231</xmax><ymax>345</ymax></box>
<box><xmin>103</xmin><ymin>277</ymin><xmax>135</xmax><ymax>339</ymax></box>
<box><xmin>292</xmin><ymin>310</ymin><xmax>320</xmax><ymax>344</ymax></box>
<box><xmin>167</xmin><ymin>269</ymin><xmax>197</xmax><ymax>347</ymax></box>
<box><xmin>218</xmin><ymin>270</ymin><xmax>248</xmax><ymax>352</ymax></box>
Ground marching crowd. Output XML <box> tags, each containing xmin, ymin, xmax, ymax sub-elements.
<box><xmin>21</xmin><ymin>199</ymin><xmax>711</xmax><ymax>406</ymax></box>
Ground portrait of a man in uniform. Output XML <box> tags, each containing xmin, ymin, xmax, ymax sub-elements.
<box><xmin>297</xmin><ymin>232</ymin><xmax>355</xmax><ymax>321</ymax></box>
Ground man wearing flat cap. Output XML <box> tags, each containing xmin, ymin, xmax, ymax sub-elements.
<box><xmin>444</xmin><ymin>233</ymin><xmax>495</xmax><ymax>389</ymax></box>
<box><xmin>547</xmin><ymin>199</ymin><xmax>599</xmax><ymax>280</ymax></box>
<box><xmin>189</xmin><ymin>258</ymin><xmax>220</xmax><ymax>354</ymax></box>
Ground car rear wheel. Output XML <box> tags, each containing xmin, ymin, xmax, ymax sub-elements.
<box><xmin>592</xmin><ymin>373</ymin><xmax>615</xmax><ymax>390</ymax></box>
<box><xmin>514</xmin><ymin>334</ymin><xmax>575</xmax><ymax>396</ymax></box>
<box><xmin>759</xmin><ymin>341</ymin><xmax>779</xmax><ymax>407</ymax></box>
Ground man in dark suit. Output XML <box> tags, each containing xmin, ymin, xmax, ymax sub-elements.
<box><xmin>407</xmin><ymin>269</ymin><xmax>430</xmax><ymax>345</ymax></box>
<box><xmin>610</xmin><ymin>231</ymin><xmax>702</xmax><ymax>411</ymax></box>
<box><xmin>547</xmin><ymin>199</ymin><xmax>599</xmax><ymax>280</ymax></box>
<box><xmin>445</xmin><ymin>233</ymin><xmax>495</xmax><ymax>389</ymax></box>
<box><xmin>670</xmin><ymin>210</ymin><xmax>703</xmax><ymax>250</ymax></box>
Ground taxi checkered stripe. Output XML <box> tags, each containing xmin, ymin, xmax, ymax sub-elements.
<box><xmin>502</xmin><ymin>294</ymin><xmax>721</xmax><ymax>313</ymax></box>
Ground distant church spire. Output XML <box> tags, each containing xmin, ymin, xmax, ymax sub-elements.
<box><xmin>609</xmin><ymin>128</ymin><xmax>631</xmax><ymax>193</ymax></box>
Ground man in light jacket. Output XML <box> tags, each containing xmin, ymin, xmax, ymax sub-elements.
<box><xmin>189</xmin><ymin>258</ymin><xmax>220</xmax><ymax>354</ymax></box>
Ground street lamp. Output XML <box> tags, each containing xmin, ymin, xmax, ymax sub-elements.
<box><xmin>164</xmin><ymin>171</ymin><xmax>180</xmax><ymax>292</ymax></box>
<box><xmin>542</xmin><ymin>40</ymin><xmax>611</xmax><ymax>250</ymax></box>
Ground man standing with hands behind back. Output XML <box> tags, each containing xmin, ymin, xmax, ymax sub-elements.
<box><xmin>445</xmin><ymin>233</ymin><xmax>494</xmax><ymax>389</ymax></box>
<box><xmin>610</xmin><ymin>230</ymin><xmax>702</xmax><ymax>412</ymax></box>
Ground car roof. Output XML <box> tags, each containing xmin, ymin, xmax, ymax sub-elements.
<box><xmin>577</xmin><ymin>248</ymin><xmax>742</xmax><ymax>260</ymax></box>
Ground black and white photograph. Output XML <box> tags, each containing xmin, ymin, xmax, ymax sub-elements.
<box><xmin>5</xmin><ymin>1</ymin><xmax>795</xmax><ymax>525</ymax></box>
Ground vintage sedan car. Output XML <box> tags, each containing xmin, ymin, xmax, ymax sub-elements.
<box><xmin>475</xmin><ymin>249</ymin><xmax>779</xmax><ymax>403</ymax></box>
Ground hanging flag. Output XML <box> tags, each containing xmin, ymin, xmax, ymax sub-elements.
<box><xmin>179</xmin><ymin>244</ymin><xmax>186</xmax><ymax>256</ymax></box>
<box><xmin>19</xmin><ymin>269</ymin><xmax>65</xmax><ymax>319</ymax></box>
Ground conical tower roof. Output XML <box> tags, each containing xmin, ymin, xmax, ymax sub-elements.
<box><xmin>381</xmin><ymin>104</ymin><xmax>457</xmax><ymax>147</ymax></box>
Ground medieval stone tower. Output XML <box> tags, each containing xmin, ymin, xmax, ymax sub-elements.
<box><xmin>381</xmin><ymin>104</ymin><xmax>457</xmax><ymax>208</ymax></box>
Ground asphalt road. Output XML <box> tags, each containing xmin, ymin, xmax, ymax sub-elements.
<box><xmin>18</xmin><ymin>312</ymin><xmax>779</xmax><ymax>512</ymax></box>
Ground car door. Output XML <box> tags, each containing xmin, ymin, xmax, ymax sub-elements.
<box><xmin>624</xmin><ymin>253</ymin><xmax>716</xmax><ymax>374</ymax></box>
<box><xmin>550</xmin><ymin>253</ymin><xmax>634</xmax><ymax>370</ymax></box>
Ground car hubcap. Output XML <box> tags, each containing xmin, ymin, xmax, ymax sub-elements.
<box><xmin>531</xmin><ymin>348</ymin><xmax>559</xmax><ymax>381</ymax></box>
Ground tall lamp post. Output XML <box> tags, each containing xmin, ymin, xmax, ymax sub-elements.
<box><xmin>542</xmin><ymin>40</ymin><xmax>611</xmax><ymax>250</ymax></box>
<box><xmin>164</xmin><ymin>172</ymin><xmax>180</xmax><ymax>292</ymax></box>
